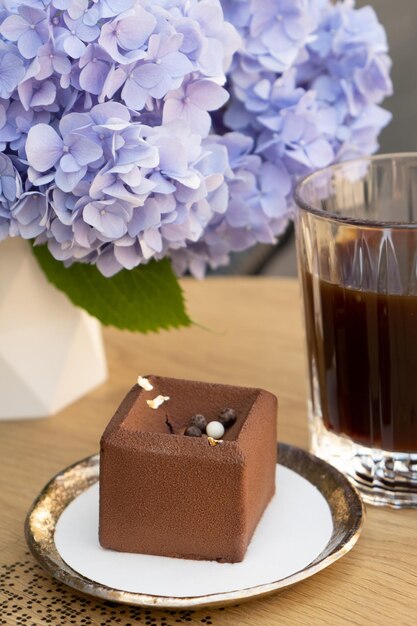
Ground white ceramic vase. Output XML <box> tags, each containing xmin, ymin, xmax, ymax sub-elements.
<box><xmin>0</xmin><ymin>238</ymin><xmax>108</xmax><ymax>420</ymax></box>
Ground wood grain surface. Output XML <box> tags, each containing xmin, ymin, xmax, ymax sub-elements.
<box><xmin>0</xmin><ymin>278</ymin><xmax>416</xmax><ymax>626</ymax></box>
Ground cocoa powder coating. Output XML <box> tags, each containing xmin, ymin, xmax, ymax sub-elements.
<box><xmin>99</xmin><ymin>375</ymin><xmax>277</xmax><ymax>563</ymax></box>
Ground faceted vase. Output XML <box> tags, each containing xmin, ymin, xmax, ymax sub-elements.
<box><xmin>0</xmin><ymin>238</ymin><xmax>107</xmax><ymax>420</ymax></box>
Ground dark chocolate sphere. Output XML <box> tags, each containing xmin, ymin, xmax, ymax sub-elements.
<box><xmin>218</xmin><ymin>408</ymin><xmax>237</xmax><ymax>427</ymax></box>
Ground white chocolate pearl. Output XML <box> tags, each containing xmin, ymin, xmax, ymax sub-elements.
<box><xmin>206</xmin><ymin>421</ymin><xmax>225</xmax><ymax>439</ymax></box>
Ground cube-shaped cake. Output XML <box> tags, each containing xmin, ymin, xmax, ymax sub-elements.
<box><xmin>99</xmin><ymin>375</ymin><xmax>277</xmax><ymax>563</ymax></box>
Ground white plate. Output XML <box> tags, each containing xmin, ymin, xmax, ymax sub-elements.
<box><xmin>25</xmin><ymin>444</ymin><xmax>364</xmax><ymax>608</ymax></box>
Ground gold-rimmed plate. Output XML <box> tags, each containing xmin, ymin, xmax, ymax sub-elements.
<box><xmin>25</xmin><ymin>443</ymin><xmax>364</xmax><ymax>609</ymax></box>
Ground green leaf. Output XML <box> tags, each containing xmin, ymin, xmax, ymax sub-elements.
<box><xmin>32</xmin><ymin>245</ymin><xmax>191</xmax><ymax>333</ymax></box>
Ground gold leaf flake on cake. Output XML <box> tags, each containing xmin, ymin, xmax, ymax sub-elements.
<box><xmin>146</xmin><ymin>395</ymin><xmax>170</xmax><ymax>409</ymax></box>
<box><xmin>137</xmin><ymin>376</ymin><xmax>153</xmax><ymax>391</ymax></box>
<box><xmin>207</xmin><ymin>436</ymin><xmax>223</xmax><ymax>447</ymax></box>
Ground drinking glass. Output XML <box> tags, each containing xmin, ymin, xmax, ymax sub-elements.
<box><xmin>294</xmin><ymin>153</ymin><xmax>417</xmax><ymax>507</ymax></box>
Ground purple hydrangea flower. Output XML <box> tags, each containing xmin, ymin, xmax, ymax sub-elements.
<box><xmin>0</xmin><ymin>0</ymin><xmax>391</xmax><ymax>279</ymax></box>
<box><xmin>164</xmin><ymin>79</ymin><xmax>229</xmax><ymax>136</ymax></box>
<box><xmin>79</xmin><ymin>44</ymin><xmax>112</xmax><ymax>95</ymax></box>
<box><xmin>98</xmin><ymin>5</ymin><xmax>155</xmax><ymax>64</ymax></box>
<box><xmin>83</xmin><ymin>197</ymin><xmax>132</xmax><ymax>238</ymax></box>
<box><xmin>246</xmin><ymin>0</ymin><xmax>317</xmax><ymax>73</ymax></box>
<box><xmin>0</xmin><ymin>6</ymin><xmax>48</xmax><ymax>59</ymax></box>
<box><xmin>60</xmin><ymin>13</ymin><xmax>100</xmax><ymax>59</ymax></box>
<box><xmin>26</xmin><ymin>115</ymin><xmax>104</xmax><ymax>191</ymax></box>
<box><xmin>0</xmin><ymin>152</ymin><xmax>21</xmax><ymax>203</ymax></box>
<box><xmin>10</xmin><ymin>191</ymin><xmax>49</xmax><ymax>238</ymax></box>
<box><xmin>0</xmin><ymin>152</ymin><xmax>22</xmax><ymax>240</ymax></box>
<box><xmin>170</xmin><ymin>132</ymin><xmax>292</xmax><ymax>278</ymax></box>
<box><xmin>36</xmin><ymin>43</ymin><xmax>72</xmax><ymax>80</ymax></box>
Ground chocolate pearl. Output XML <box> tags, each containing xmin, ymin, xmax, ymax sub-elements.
<box><xmin>218</xmin><ymin>408</ymin><xmax>237</xmax><ymax>427</ymax></box>
<box><xmin>184</xmin><ymin>425</ymin><xmax>202</xmax><ymax>437</ymax></box>
<box><xmin>206</xmin><ymin>421</ymin><xmax>225</xmax><ymax>439</ymax></box>
<box><xmin>190</xmin><ymin>414</ymin><xmax>207</xmax><ymax>431</ymax></box>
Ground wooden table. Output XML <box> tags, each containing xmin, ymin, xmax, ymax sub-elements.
<box><xmin>1</xmin><ymin>278</ymin><xmax>416</xmax><ymax>626</ymax></box>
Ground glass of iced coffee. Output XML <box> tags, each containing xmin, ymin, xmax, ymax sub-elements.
<box><xmin>295</xmin><ymin>153</ymin><xmax>417</xmax><ymax>507</ymax></box>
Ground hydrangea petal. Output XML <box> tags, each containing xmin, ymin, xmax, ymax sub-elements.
<box><xmin>60</xmin><ymin>153</ymin><xmax>80</xmax><ymax>173</ymax></box>
<box><xmin>0</xmin><ymin>52</ymin><xmax>25</xmax><ymax>98</ymax></box>
<box><xmin>17</xmin><ymin>28</ymin><xmax>42</xmax><ymax>59</ymax></box>
<box><xmin>305</xmin><ymin>137</ymin><xmax>334</xmax><ymax>168</ymax></box>
<box><xmin>0</xmin><ymin>16</ymin><xmax>26</xmax><ymax>42</ymax></box>
<box><xmin>69</xmin><ymin>136</ymin><xmax>103</xmax><ymax>166</ymax></box>
<box><xmin>116</xmin><ymin>8</ymin><xmax>156</xmax><ymax>50</ymax></box>
<box><xmin>30</xmin><ymin>80</ymin><xmax>56</xmax><ymax>107</ymax></box>
<box><xmin>121</xmin><ymin>77</ymin><xmax>146</xmax><ymax>109</ymax></box>
<box><xmin>114</xmin><ymin>242</ymin><xmax>140</xmax><ymax>269</ymax></box>
<box><xmin>188</xmin><ymin>80</ymin><xmax>229</xmax><ymax>110</ymax></box>
<box><xmin>79</xmin><ymin>60</ymin><xmax>109</xmax><ymax>95</ymax></box>
<box><xmin>26</xmin><ymin>124</ymin><xmax>63</xmax><ymax>171</ymax></box>
<box><xmin>55</xmin><ymin>166</ymin><xmax>87</xmax><ymax>192</ymax></box>
<box><xmin>63</xmin><ymin>34</ymin><xmax>86</xmax><ymax>59</ymax></box>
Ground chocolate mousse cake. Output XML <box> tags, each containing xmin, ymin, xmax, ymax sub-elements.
<box><xmin>99</xmin><ymin>375</ymin><xmax>277</xmax><ymax>563</ymax></box>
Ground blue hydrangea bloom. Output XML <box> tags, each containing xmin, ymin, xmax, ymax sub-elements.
<box><xmin>0</xmin><ymin>0</ymin><xmax>392</xmax><ymax>277</ymax></box>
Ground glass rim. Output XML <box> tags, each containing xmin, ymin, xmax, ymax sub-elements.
<box><xmin>294</xmin><ymin>152</ymin><xmax>417</xmax><ymax>229</ymax></box>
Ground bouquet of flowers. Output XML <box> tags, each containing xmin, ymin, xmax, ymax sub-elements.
<box><xmin>0</xmin><ymin>0</ymin><xmax>392</xmax><ymax>331</ymax></box>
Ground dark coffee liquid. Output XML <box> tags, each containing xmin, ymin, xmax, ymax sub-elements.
<box><xmin>304</xmin><ymin>272</ymin><xmax>417</xmax><ymax>452</ymax></box>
